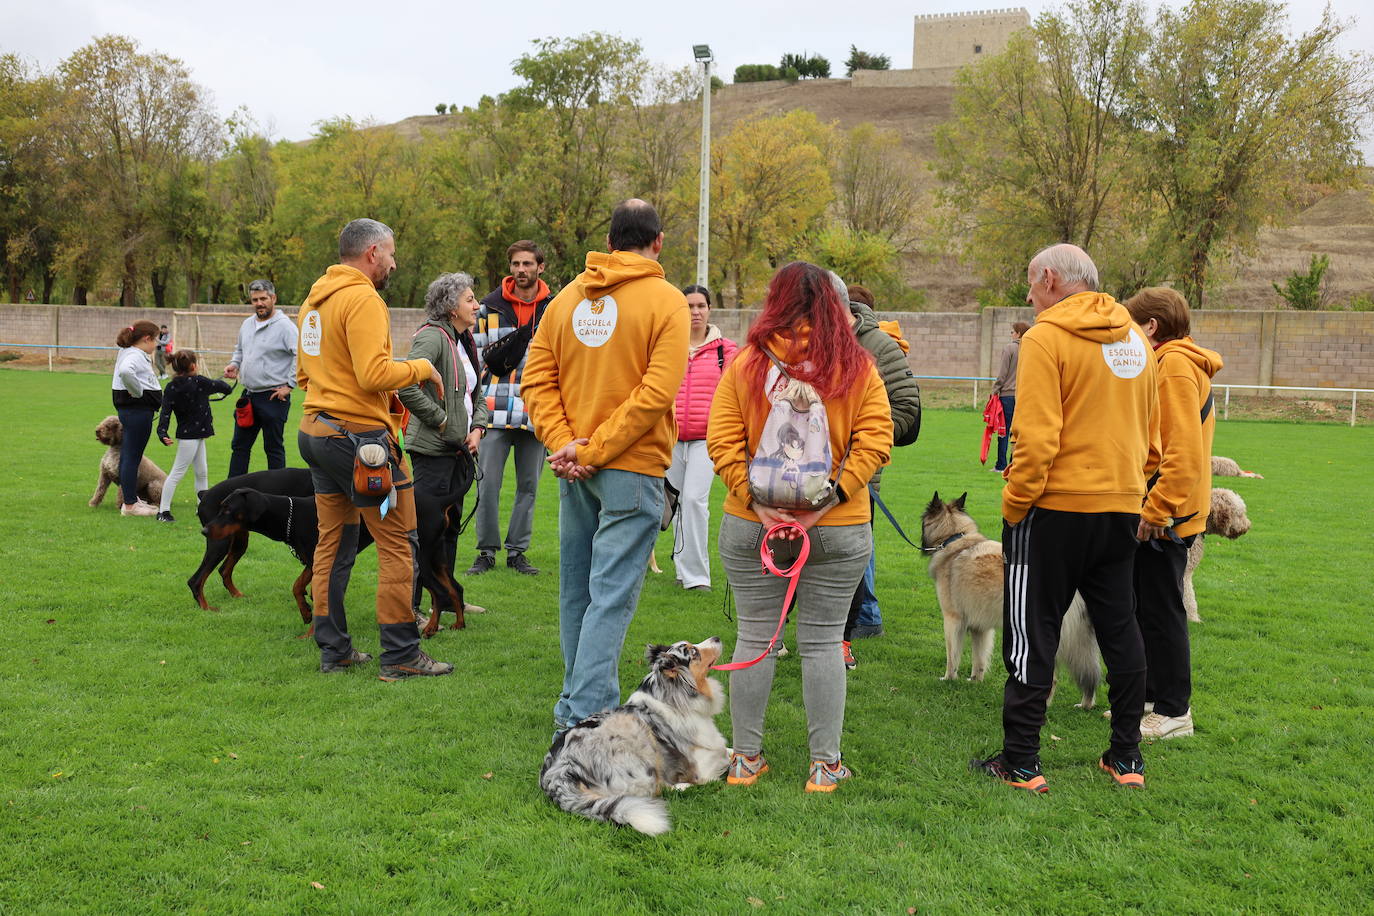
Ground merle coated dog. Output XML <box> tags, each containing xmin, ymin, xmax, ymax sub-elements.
<box><xmin>188</xmin><ymin>468</ymin><xmax>315</xmax><ymax>615</ymax></box>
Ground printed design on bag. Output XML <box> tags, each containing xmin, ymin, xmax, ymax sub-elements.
<box><xmin>300</xmin><ymin>310</ymin><xmax>322</xmax><ymax>357</ymax></box>
<box><xmin>748</xmin><ymin>365</ymin><xmax>835</xmax><ymax>509</ymax></box>
<box><xmin>572</xmin><ymin>295</ymin><xmax>617</xmax><ymax>347</ymax></box>
<box><xmin>1102</xmin><ymin>327</ymin><xmax>1147</xmax><ymax>379</ymax></box>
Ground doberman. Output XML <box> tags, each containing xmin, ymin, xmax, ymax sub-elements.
<box><xmin>188</xmin><ymin>468</ymin><xmax>315</xmax><ymax>615</ymax></box>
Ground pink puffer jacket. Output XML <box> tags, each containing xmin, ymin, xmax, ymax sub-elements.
<box><xmin>675</xmin><ymin>326</ymin><xmax>738</xmax><ymax>441</ymax></box>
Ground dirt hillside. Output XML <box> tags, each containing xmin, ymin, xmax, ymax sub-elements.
<box><xmin>395</xmin><ymin>78</ymin><xmax>1374</xmax><ymax>309</ymax></box>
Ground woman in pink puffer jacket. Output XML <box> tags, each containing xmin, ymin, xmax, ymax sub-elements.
<box><xmin>667</xmin><ymin>285</ymin><xmax>738</xmax><ymax>591</ymax></box>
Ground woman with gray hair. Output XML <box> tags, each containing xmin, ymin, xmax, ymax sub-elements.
<box><xmin>397</xmin><ymin>272</ymin><xmax>490</xmax><ymax>629</ymax></box>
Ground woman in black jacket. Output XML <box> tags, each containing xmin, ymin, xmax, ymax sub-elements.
<box><xmin>111</xmin><ymin>320</ymin><xmax>165</xmax><ymax>517</ymax></box>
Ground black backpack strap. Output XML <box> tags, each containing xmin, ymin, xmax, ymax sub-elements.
<box><xmin>716</xmin><ymin>343</ymin><xmax>726</xmax><ymax>371</ymax></box>
<box><xmin>1200</xmin><ymin>391</ymin><xmax>1214</xmax><ymax>424</ymax></box>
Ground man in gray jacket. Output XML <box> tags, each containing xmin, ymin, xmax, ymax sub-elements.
<box><xmin>224</xmin><ymin>279</ymin><xmax>298</xmax><ymax>477</ymax></box>
<box><xmin>397</xmin><ymin>272</ymin><xmax>489</xmax><ymax>625</ymax></box>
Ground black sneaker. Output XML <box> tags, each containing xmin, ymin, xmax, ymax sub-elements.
<box><xmin>465</xmin><ymin>553</ymin><xmax>496</xmax><ymax>576</ymax></box>
<box><xmin>1099</xmin><ymin>754</ymin><xmax>1145</xmax><ymax>788</ymax></box>
<box><xmin>378</xmin><ymin>650</ymin><xmax>454</xmax><ymax>681</ymax></box>
<box><xmin>970</xmin><ymin>752</ymin><xmax>1048</xmax><ymax>794</ymax></box>
<box><xmin>320</xmin><ymin>648</ymin><xmax>373</xmax><ymax>673</ymax></box>
<box><xmin>156</xmin><ymin>511</ymin><xmax>175</xmax><ymax>523</ymax></box>
<box><xmin>851</xmin><ymin>624</ymin><xmax>884</xmax><ymax>638</ymax></box>
<box><xmin>507</xmin><ymin>552</ymin><xmax>540</xmax><ymax>576</ymax></box>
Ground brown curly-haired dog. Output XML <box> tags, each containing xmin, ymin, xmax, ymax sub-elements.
<box><xmin>90</xmin><ymin>415</ymin><xmax>167</xmax><ymax>508</ymax></box>
<box><xmin>1183</xmin><ymin>487</ymin><xmax>1251</xmax><ymax>622</ymax></box>
<box><xmin>1212</xmin><ymin>455</ymin><xmax>1263</xmax><ymax>478</ymax></box>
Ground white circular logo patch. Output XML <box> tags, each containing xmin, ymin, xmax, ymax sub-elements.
<box><xmin>1102</xmin><ymin>327</ymin><xmax>1147</xmax><ymax>379</ymax></box>
<box><xmin>572</xmin><ymin>295</ymin><xmax>618</xmax><ymax>348</ymax></box>
<box><xmin>300</xmin><ymin>310</ymin><xmax>322</xmax><ymax>357</ymax></box>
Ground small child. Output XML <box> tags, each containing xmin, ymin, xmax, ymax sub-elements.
<box><xmin>156</xmin><ymin>349</ymin><xmax>235</xmax><ymax>522</ymax></box>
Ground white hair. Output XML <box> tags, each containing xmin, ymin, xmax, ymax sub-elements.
<box><xmin>827</xmin><ymin>270</ymin><xmax>849</xmax><ymax>303</ymax></box>
<box><xmin>1029</xmin><ymin>244</ymin><xmax>1099</xmax><ymax>291</ymax></box>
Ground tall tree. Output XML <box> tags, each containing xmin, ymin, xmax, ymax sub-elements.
<box><xmin>711</xmin><ymin>110</ymin><xmax>834</xmax><ymax>306</ymax></box>
<box><xmin>833</xmin><ymin>123</ymin><xmax>923</xmax><ymax>250</ymax></box>
<box><xmin>55</xmin><ymin>36</ymin><xmax>220</xmax><ymax>306</ymax></box>
<box><xmin>0</xmin><ymin>55</ymin><xmax>62</xmax><ymax>302</ymax></box>
<box><xmin>932</xmin><ymin>0</ymin><xmax>1151</xmax><ymax>293</ymax></box>
<box><xmin>1131</xmin><ymin>0</ymin><xmax>1374</xmax><ymax>305</ymax></box>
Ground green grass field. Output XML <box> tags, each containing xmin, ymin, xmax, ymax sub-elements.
<box><xmin>1</xmin><ymin>367</ymin><xmax>1371</xmax><ymax>914</ymax></box>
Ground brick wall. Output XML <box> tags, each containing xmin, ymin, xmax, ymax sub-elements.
<box><xmin>6</xmin><ymin>304</ymin><xmax>1374</xmax><ymax>390</ymax></box>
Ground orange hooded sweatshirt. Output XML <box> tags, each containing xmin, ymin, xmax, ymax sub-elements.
<box><xmin>521</xmin><ymin>250</ymin><xmax>689</xmax><ymax>476</ymax></box>
<box><xmin>296</xmin><ymin>264</ymin><xmax>434</xmax><ymax>437</ymax></box>
<box><xmin>1003</xmin><ymin>291</ymin><xmax>1161</xmax><ymax>524</ymax></box>
<box><xmin>1142</xmin><ymin>337</ymin><xmax>1223</xmax><ymax>537</ymax></box>
<box><xmin>708</xmin><ymin>331</ymin><xmax>892</xmax><ymax>527</ymax></box>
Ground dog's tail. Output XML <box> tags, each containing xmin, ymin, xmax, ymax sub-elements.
<box><xmin>541</xmin><ymin>778</ymin><xmax>671</xmax><ymax>835</ymax></box>
<box><xmin>1057</xmin><ymin>595</ymin><xmax>1102</xmax><ymax>709</ymax></box>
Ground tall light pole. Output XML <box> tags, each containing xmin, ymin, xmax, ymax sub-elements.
<box><xmin>693</xmin><ymin>44</ymin><xmax>713</xmax><ymax>290</ymax></box>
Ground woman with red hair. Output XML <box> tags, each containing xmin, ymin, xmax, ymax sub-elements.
<box><xmin>707</xmin><ymin>261</ymin><xmax>892</xmax><ymax>793</ymax></box>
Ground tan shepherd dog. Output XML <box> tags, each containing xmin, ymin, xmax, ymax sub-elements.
<box><xmin>921</xmin><ymin>492</ymin><xmax>1101</xmax><ymax>708</ymax></box>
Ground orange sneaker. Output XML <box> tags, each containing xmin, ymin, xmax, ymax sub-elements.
<box><xmin>1099</xmin><ymin>755</ymin><xmax>1145</xmax><ymax>788</ymax></box>
<box><xmin>842</xmin><ymin>641</ymin><xmax>857</xmax><ymax>670</ymax></box>
<box><xmin>726</xmin><ymin>752</ymin><xmax>769</xmax><ymax>786</ymax></box>
<box><xmin>805</xmin><ymin>758</ymin><xmax>852</xmax><ymax>793</ymax></box>
<box><xmin>970</xmin><ymin>753</ymin><xmax>1048</xmax><ymax>794</ymax></box>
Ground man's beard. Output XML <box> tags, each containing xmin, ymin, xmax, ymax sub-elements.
<box><xmin>374</xmin><ymin>271</ymin><xmax>391</xmax><ymax>291</ymax></box>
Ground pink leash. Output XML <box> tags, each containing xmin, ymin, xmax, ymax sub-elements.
<box><xmin>712</xmin><ymin>523</ymin><xmax>810</xmax><ymax>671</ymax></box>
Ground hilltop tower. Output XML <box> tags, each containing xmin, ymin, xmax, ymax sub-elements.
<box><xmin>912</xmin><ymin>8</ymin><xmax>1030</xmax><ymax>71</ymax></box>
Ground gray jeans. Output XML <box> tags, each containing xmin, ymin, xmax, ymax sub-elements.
<box><xmin>475</xmin><ymin>427</ymin><xmax>545</xmax><ymax>555</ymax></box>
<box><xmin>719</xmin><ymin>514</ymin><xmax>871</xmax><ymax>763</ymax></box>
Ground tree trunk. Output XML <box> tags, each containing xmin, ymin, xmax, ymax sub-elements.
<box><xmin>74</xmin><ymin>285</ymin><xmax>88</xmax><ymax>305</ymax></box>
<box><xmin>41</xmin><ymin>272</ymin><xmax>55</xmax><ymax>304</ymax></box>
<box><xmin>151</xmin><ymin>267</ymin><xmax>168</xmax><ymax>309</ymax></box>
<box><xmin>121</xmin><ymin>250</ymin><xmax>138</xmax><ymax>307</ymax></box>
<box><xmin>6</xmin><ymin>266</ymin><xmax>20</xmax><ymax>304</ymax></box>
<box><xmin>186</xmin><ymin>273</ymin><xmax>201</xmax><ymax>307</ymax></box>
<box><xmin>209</xmin><ymin>279</ymin><xmax>224</xmax><ymax>304</ymax></box>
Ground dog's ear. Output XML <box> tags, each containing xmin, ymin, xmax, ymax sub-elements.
<box><xmin>953</xmin><ymin>492</ymin><xmax>968</xmax><ymax>510</ymax></box>
<box><xmin>927</xmin><ymin>491</ymin><xmax>943</xmax><ymax>512</ymax></box>
<box><xmin>243</xmin><ymin>490</ymin><xmax>272</xmax><ymax>521</ymax></box>
<box><xmin>645</xmin><ymin>643</ymin><xmax>672</xmax><ymax>664</ymax></box>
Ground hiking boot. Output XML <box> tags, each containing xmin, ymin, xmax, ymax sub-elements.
<box><xmin>1140</xmin><ymin>709</ymin><xmax>1194</xmax><ymax>740</ymax></box>
<box><xmin>805</xmin><ymin>758</ymin><xmax>852</xmax><ymax>793</ymax></box>
<box><xmin>121</xmin><ymin>501</ymin><xmax>158</xmax><ymax>517</ymax></box>
<box><xmin>378</xmin><ymin>650</ymin><xmax>454</xmax><ymax>681</ymax></box>
<box><xmin>413</xmin><ymin>608</ymin><xmax>429</xmax><ymax>627</ymax></box>
<box><xmin>1099</xmin><ymin>755</ymin><xmax>1145</xmax><ymax>788</ymax></box>
<box><xmin>1103</xmin><ymin>701</ymin><xmax>1154</xmax><ymax>720</ymax></box>
<box><xmin>726</xmin><ymin>752</ymin><xmax>769</xmax><ymax>786</ymax></box>
<box><xmin>970</xmin><ymin>753</ymin><xmax>1048</xmax><ymax>794</ymax></box>
<box><xmin>851</xmin><ymin>624</ymin><xmax>885</xmax><ymax>639</ymax></box>
<box><xmin>320</xmin><ymin>648</ymin><xmax>373</xmax><ymax>673</ymax></box>
<box><xmin>842</xmin><ymin>641</ymin><xmax>857</xmax><ymax>670</ymax></box>
<box><xmin>465</xmin><ymin>553</ymin><xmax>495</xmax><ymax>576</ymax></box>
<box><xmin>155</xmin><ymin>511</ymin><xmax>175</xmax><ymax>523</ymax></box>
<box><xmin>507</xmin><ymin>552</ymin><xmax>539</xmax><ymax>575</ymax></box>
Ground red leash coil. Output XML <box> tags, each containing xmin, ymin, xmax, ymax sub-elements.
<box><xmin>711</xmin><ymin>522</ymin><xmax>810</xmax><ymax>671</ymax></box>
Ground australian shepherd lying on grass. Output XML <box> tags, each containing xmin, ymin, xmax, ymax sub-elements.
<box><xmin>539</xmin><ymin>638</ymin><xmax>729</xmax><ymax>836</ymax></box>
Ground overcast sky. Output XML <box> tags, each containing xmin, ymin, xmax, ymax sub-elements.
<box><xmin>4</xmin><ymin>0</ymin><xmax>1371</xmax><ymax>149</ymax></box>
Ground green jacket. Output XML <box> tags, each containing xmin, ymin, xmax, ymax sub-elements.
<box><xmin>850</xmin><ymin>301</ymin><xmax>922</xmax><ymax>493</ymax></box>
<box><xmin>397</xmin><ymin>319</ymin><xmax>489</xmax><ymax>457</ymax></box>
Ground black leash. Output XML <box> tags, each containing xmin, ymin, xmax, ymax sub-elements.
<box><xmin>869</xmin><ymin>486</ymin><xmax>922</xmax><ymax>549</ymax></box>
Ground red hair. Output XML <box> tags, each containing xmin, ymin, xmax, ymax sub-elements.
<box><xmin>742</xmin><ymin>261</ymin><xmax>872</xmax><ymax>401</ymax></box>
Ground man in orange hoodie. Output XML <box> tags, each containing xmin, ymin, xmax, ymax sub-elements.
<box><xmin>973</xmin><ymin>243</ymin><xmax>1160</xmax><ymax>793</ymax></box>
<box><xmin>296</xmin><ymin>218</ymin><xmax>453</xmax><ymax>681</ymax></box>
<box><xmin>522</xmin><ymin>199</ymin><xmax>690</xmax><ymax>730</ymax></box>
<box><xmin>467</xmin><ymin>240</ymin><xmax>555</xmax><ymax>578</ymax></box>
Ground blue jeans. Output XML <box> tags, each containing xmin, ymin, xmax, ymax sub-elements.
<box><xmin>228</xmin><ymin>390</ymin><xmax>290</xmax><ymax>478</ymax></box>
<box><xmin>553</xmin><ymin>469</ymin><xmax>664</xmax><ymax>728</ymax></box>
<box><xmin>995</xmin><ymin>395</ymin><xmax>1016</xmax><ymax>471</ymax></box>
<box><xmin>115</xmin><ymin>407</ymin><xmax>154</xmax><ymax>505</ymax></box>
<box><xmin>857</xmin><ymin>551</ymin><xmax>881</xmax><ymax>626</ymax></box>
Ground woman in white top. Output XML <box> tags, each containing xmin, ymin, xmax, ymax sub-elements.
<box><xmin>110</xmin><ymin>320</ymin><xmax>165</xmax><ymax>517</ymax></box>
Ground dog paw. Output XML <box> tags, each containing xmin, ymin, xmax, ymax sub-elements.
<box><xmin>968</xmin><ymin>673</ymin><xmax>985</xmax><ymax>682</ymax></box>
<box><xmin>940</xmin><ymin>674</ymin><xmax>959</xmax><ymax>681</ymax></box>
<box><xmin>672</xmin><ymin>782</ymin><xmax>692</xmax><ymax>792</ymax></box>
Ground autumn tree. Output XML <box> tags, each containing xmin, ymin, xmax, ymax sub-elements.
<box><xmin>1130</xmin><ymin>0</ymin><xmax>1374</xmax><ymax>306</ymax></box>
<box><xmin>55</xmin><ymin>36</ymin><xmax>221</xmax><ymax>306</ymax></box>
<box><xmin>0</xmin><ymin>54</ymin><xmax>62</xmax><ymax>302</ymax></box>
<box><xmin>833</xmin><ymin>123</ymin><xmax>923</xmax><ymax>250</ymax></box>
<box><xmin>932</xmin><ymin>0</ymin><xmax>1152</xmax><ymax>295</ymax></box>
<box><xmin>711</xmin><ymin>110</ymin><xmax>834</xmax><ymax>306</ymax></box>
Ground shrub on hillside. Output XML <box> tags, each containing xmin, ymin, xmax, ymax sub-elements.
<box><xmin>781</xmin><ymin>53</ymin><xmax>831</xmax><ymax>79</ymax></box>
<box><xmin>1273</xmin><ymin>254</ymin><xmax>1330</xmax><ymax>310</ymax></box>
<box><xmin>845</xmin><ymin>46</ymin><xmax>891</xmax><ymax>76</ymax></box>
<box><xmin>734</xmin><ymin>63</ymin><xmax>781</xmax><ymax>83</ymax></box>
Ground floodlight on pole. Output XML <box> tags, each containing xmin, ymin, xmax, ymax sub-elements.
<box><xmin>693</xmin><ymin>44</ymin><xmax>713</xmax><ymax>289</ymax></box>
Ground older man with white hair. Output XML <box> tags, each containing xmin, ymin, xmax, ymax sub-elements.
<box><xmin>972</xmin><ymin>243</ymin><xmax>1161</xmax><ymax>793</ymax></box>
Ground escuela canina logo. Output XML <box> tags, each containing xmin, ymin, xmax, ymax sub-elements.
<box><xmin>590</xmin><ymin>299</ymin><xmax>606</xmax><ymax>315</ymax></box>
<box><xmin>572</xmin><ymin>295</ymin><xmax>618</xmax><ymax>348</ymax></box>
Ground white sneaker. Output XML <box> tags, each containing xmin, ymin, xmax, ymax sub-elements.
<box><xmin>121</xmin><ymin>501</ymin><xmax>158</xmax><ymax>517</ymax></box>
<box><xmin>1140</xmin><ymin>709</ymin><xmax>1194</xmax><ymax>740</ymax></box>
<box><xmin>463</xmin><ymin>603</ymin><xmax>487</xmax><ymax>614</ymax></box>
<box><xmin>1103</xmin><ymin>701</ymin><xmax>1154</xmax><ymax>720</ymax></box>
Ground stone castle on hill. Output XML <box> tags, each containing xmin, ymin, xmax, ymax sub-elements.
<box><xmin>852</xmin><ymin>8</ymin><xmax>1030</xmax><ymax>87</ymax></box>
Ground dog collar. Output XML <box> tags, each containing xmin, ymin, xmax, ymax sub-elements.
<box><xmin>922</xmin><ymin>532</ymin><xmax>965</xmax><ymax>554</ymax></box>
